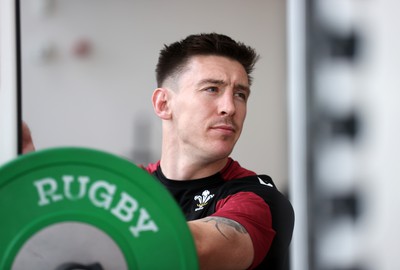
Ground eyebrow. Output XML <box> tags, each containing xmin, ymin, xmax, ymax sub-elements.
<box><xmin>197</xmin><ymin>79</ymin><xmax>250</xmax><ymax>94</ymax></box>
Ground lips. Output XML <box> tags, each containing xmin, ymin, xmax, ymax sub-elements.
<box><xmin>212</xmin><ymin>125</ymin><xmax>235</xmax><ymax>132</ymax></box>
<box><xmin>209</xmin><ymin>123</ymin><xmax>237</xmax><ymax>136</ymax></box>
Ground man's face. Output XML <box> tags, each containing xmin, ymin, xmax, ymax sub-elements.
<box><xmin>168</xmin><ymin>55</ymin><xmax>250</xmax><ymax>162</ymax></box>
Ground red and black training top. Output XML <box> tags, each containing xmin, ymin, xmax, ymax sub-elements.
<box><xmin>145</xmin><ymin>158</ymin><xmax>294</xmax><ymax>270</ymax></box>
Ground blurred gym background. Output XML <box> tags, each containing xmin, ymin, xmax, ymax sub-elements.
<box><xmin>3</xmin><ymin>0</ymin><xmax>400</xmax><ymax>269</ymax></box>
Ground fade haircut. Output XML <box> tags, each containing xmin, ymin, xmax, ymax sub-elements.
<box><xmin>155</xmin><ymin>33</ymin><xmax>259</xmax><ymax>87</ymax></box>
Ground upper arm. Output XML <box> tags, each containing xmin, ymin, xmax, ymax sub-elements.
<box><xmin>188</xmin><ymin>191</ymin><xmax>276</xmax><ymax>270</ymax></box>
<box><xmin>211</xmin><ymin>192</ymin><xmax>276</xmax><ymax>268</ymax></box>
<box><xmin>188</xmin><ymin>216</ymin><xmax>254</xmax><ymax>270</ymax></box>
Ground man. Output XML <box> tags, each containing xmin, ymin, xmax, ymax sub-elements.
<box><xmin>146</xmin><ymin>33</ymin><xmax>293</xmax><ymax>269</ymax></box>
<box><xmin>23</xmin><ymin>33</ymin><xmax>294</xmax><ymax>269</ymax></box>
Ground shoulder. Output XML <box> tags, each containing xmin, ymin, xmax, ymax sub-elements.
<box><xmin>219</xmin><ymin>159</ymin><xmax>292</xmax><ymax>215</ymax></box>
<box><xmin>220</xmin><ymin>158</ymin><xmax>256</xmax><ymax>181</ymax></box>
<box><xmin>219</xmin><ymin>173</ymin><xmax>277</xmax><ymax>194</ymax></box>
<box><xmin>220</xmin><ymin>174</ymin><xmax>294</xmax><ymax>236</ymax></box>
<box><xmin>217</xmin><ymin>173</ymin><xmax>294</xmax><ymax>229</ymax></box>
<box><xmin>227</xmin><ymin>175</ymin><xmax>293</xmax><ymax>213</ymax></box>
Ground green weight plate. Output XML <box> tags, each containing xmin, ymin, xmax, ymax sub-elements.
<box><xmin>0</xmin><ymin>147</ymin><xmax>198</xmax><ymax>270</ymax></box>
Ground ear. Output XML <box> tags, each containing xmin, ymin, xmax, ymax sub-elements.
<box><xmin>152</xmin><ymin>88</ymin><xmax>172</xmax><ymax>120</ymax></box>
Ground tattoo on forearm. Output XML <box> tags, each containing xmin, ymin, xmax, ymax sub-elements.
<box><xmin>202</xmin><ymin>217</ymin><xmax>248</xmax><ymax>239</ymax></box>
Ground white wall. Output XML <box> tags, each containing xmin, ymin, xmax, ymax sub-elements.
<box><xmin>21</xmin><ymin>0</ymin><xmax>288</xmax><ymax>190</ymax></box>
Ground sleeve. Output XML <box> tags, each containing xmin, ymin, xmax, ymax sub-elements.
<box><xmin>210</xmin><ymin>191</ymin><xmax>276</xmax><ymax>269</ymax></box>
<box><xmin>144</xmin><ymin>161</ymin><xmax>160</xmax><ymax>174</ymax></box>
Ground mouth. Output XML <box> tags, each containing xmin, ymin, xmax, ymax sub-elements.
<box><xmin>210</xmin><ymin>124</ymin><xmax>236</xmax><ymax>135</ymax></box>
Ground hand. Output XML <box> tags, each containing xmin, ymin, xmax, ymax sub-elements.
<box><xmin>22</xmin><ymin>121</ymin><xmax>35</xmax><ymax>154</ymax></box>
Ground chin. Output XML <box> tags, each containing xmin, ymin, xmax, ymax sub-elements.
<box><xmin>209</xmin><ymin>147</ymin><xmax>234</xmax><ymax>159</ymax></box>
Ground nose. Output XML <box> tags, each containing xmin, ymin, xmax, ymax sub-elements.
<box><xmin>218</xmin><ymin>91</ymin><xmax>236</xmax><ymax>116</ymax></box>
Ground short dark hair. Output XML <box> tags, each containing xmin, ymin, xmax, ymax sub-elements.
<box><xmin>155</xmin><ymin>33</ymin><xmax>259</xmax><ymax>87</ymax></box>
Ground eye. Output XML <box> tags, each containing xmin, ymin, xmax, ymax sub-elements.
<box><xmin>205</xmin><ymin>87</ymin><xmax>219</xmax><ymax>93</ymax></box>
<box><xmin>234</xmin><ymin>91</ymin><xmax>248</xmax><ymax>101</ymax></box>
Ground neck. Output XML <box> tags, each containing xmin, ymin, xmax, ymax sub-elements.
<box><xmin>159</xmin><ymin>122</ymin><xmax>231</xmax><ymax>180</ymax></box>
<box><xmin>160</xmin><ymin>156</ymin><xmax>228</xmax><ymax>180</ymax></box>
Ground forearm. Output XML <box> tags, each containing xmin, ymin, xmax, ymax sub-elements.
<box><xmin>188</xmin><ymin>216</ymin><xmax>254</xmax><ymax>270</ymax></box>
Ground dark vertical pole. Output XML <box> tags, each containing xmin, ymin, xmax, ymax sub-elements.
<box><xmin>15</xmin><ymin>0</ymin><xmax>22</xmax><ymax>155</ymax></box>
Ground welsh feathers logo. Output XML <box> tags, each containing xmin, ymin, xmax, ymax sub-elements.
<box><xmin>194</xmin><ymin>190</ymin><xmax>215</xmax><ymax>211</ymax></box>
